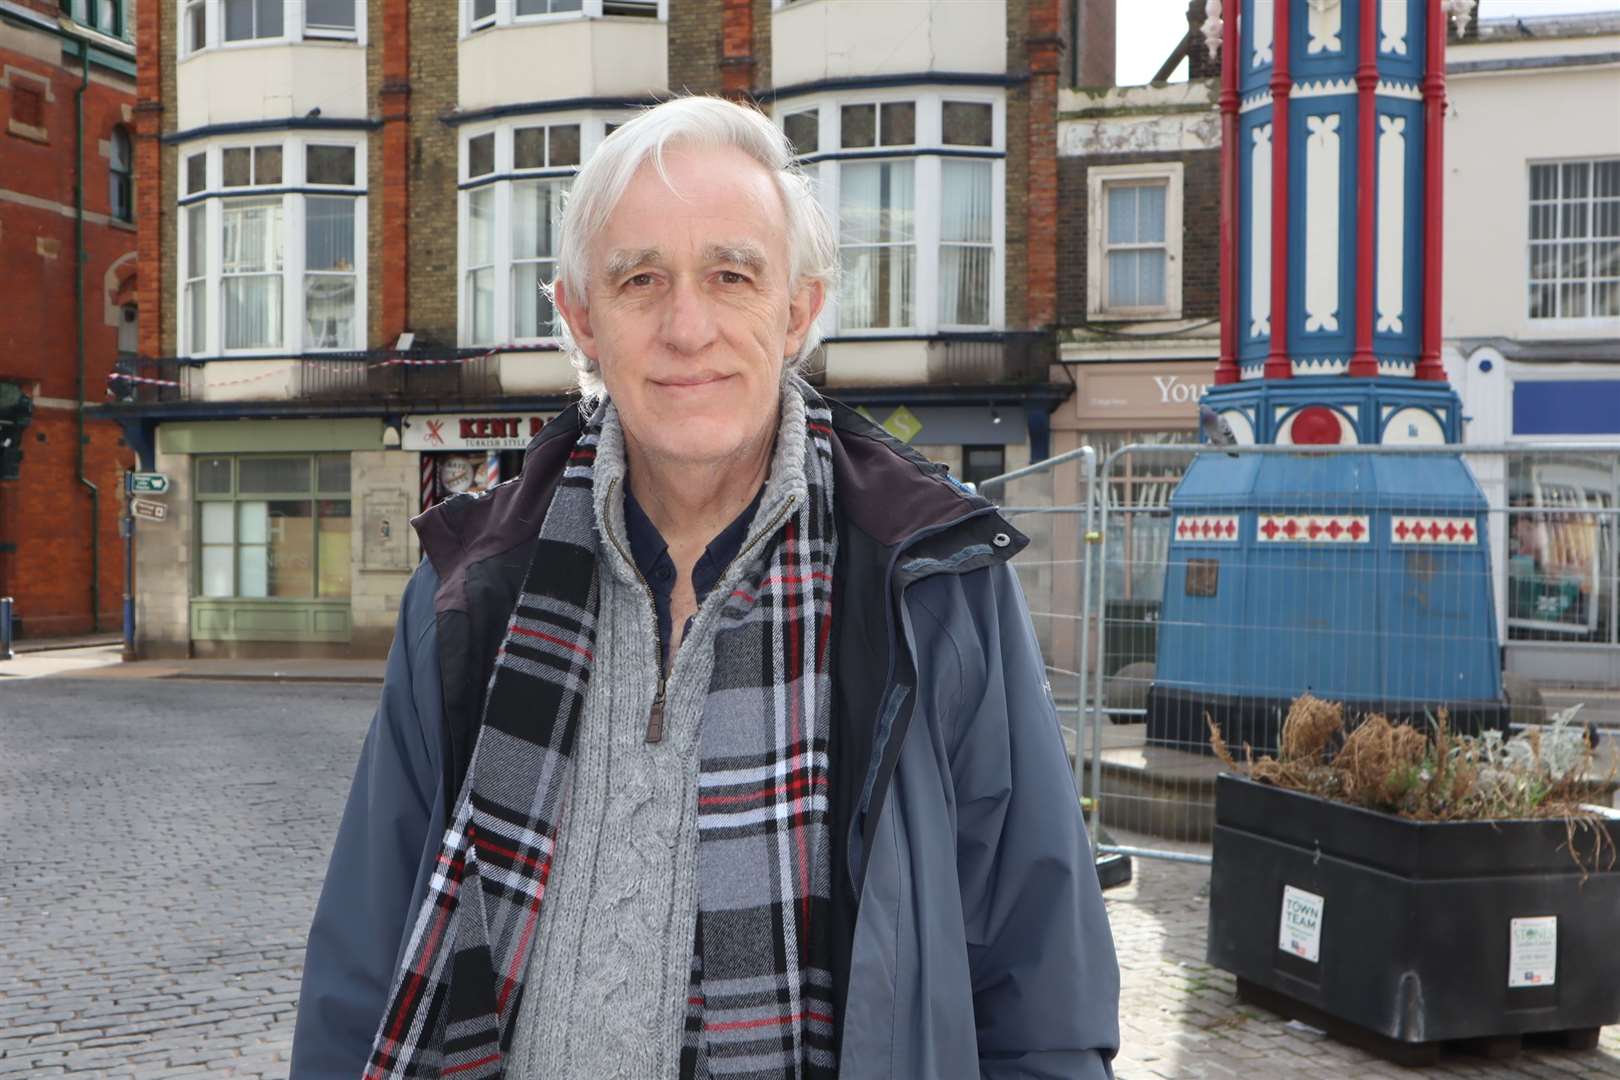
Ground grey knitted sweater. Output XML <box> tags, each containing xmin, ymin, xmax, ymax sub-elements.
<box><xmin>508</xmin><ymin>392</ymin><xmax>809</xmax><ymax>1079</ymax></box>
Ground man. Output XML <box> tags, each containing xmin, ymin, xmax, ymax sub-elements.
<box><xmin>292</xmin><ymin>95</ymin><xmax>1118</xmax><ymax>1079</ymax></box>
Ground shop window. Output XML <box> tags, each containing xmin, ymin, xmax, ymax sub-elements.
<box><xmin>1529</xmin><ymin>159</ymin><xmax>1620</xmax><ymax>321</ymax></box>
<box><xmin>195</xmin><ymin>454</ymin><xmax>353</xmax><ymax>600</ymax></box>
<box><xmin>1087</xmin><ymin>162</ymin><xmax>1184</xmax><ymax>321</ymax></box>
<box><xmin>110</xmin><ymin>125</ymin><xmax>134</xmax><ymax>223</ymax></box>
<box><xmin>962</xmin><ymin>445</ymin><xmax>1006</xmax><ymax>488</ymax></box>
<box><xmin>1507</xmin><ymin>457</ymin><xmax>1616</xmax><ymax>644</ymax></box>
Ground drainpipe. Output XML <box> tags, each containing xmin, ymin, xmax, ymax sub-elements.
<box><xmin>75</xmin><ymin>39</ymin><xmax>101</xmax><ymax>632</ymax></box>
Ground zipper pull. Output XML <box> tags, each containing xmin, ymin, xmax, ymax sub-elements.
<box><xmin>645</xmin><ymin>686</ymin><xmax>666</xmax><ymax>744</ymax></box>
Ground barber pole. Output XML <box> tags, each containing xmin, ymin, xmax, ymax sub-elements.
<box><xmin>420</xmin><ymin>452</ymin><xmax>437</xmax><ymax>513</ymax></box>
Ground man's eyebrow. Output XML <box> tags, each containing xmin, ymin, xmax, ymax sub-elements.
<box><xmin>602</xmin><ymin>248</ymin><xmax>665</xmax><ymax>281</ymax></box>
<box><xmin>704</xmin><ymin>243</ymin><xmax>768</xmax><ymax>275</ymax></box>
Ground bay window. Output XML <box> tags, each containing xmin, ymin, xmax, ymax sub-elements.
<box><xmin>181</xmin><ymin>0</ymin><xmax>364</xmax><ymax>55</ymax></box>
<box><xmin>460</xmin><ymin>118</ymin><xmax>620</xmax><ymax>346</ymax></box>
<box><xmin>465</xmin><ymin>0</ymin><xmax>664</xmax><ymax>35</ymax></box>
<box><xmin>782</xmin><ymin>91</ymin><xmax>1005</xmax><ymax>335</ymax></box>
<box><xmin>180</xmin><ymin>138</ymin><xmax>366</xmax><ymax>356</ymax></box>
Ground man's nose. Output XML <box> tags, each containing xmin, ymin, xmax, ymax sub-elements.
<box><xmin>659</xmin><ymin>275</ymin><xmax>719</xmax><ymax>355</ymax></box>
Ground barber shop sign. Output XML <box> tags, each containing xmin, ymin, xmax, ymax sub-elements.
<box><xmin>402</xmin><ymin>412</ymin><xmax>554</xmax><ymax>451</ymax></box>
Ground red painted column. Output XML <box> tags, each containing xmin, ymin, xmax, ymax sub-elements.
<box><xmin>1264</xmin><ymin>0</ymin><xmax>1294</xmax><ymax>379</ymax></box>
<box><xmin>1416</xmin><ymin>0</ymin><xmax>1448</xmax><ymax>381</ymax></box>
<box><xmin>1349</xmin><ymin>0</ymin><xmax>1380</xmax><ymax>377</ymax></box>
<box><xmin>1215</xmin><ymin>2</ymin><xmax>1241</xmax><ymax>385</ymax></box>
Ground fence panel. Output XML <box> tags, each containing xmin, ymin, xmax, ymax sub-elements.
<box><xmin>980</xmin><ymin>442</ymin><xmax>1620</xmax><ymax>866</ymax></box>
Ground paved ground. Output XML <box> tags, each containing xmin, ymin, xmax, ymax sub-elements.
<box><xmin>2</xmin><ymin>674</ymin><xmax>1619</xmax><ymax>1078</ymax></box>
<box><xmin>0</xmin><ymin>678</ymin><xmax>376</xmax><ymax>1078</ymax></box>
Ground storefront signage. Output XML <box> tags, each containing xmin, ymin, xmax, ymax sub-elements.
<box><xmin>402</xmin><ymin>412</ymin><xmax>555</xmax><ymax>451</ymax></box>
<box><xmin>1073</xmin><ymin>361</ymin><xmax>1218</xmax><ymax>430</ymax></box>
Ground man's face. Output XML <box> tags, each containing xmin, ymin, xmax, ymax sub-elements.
<box><xmin>556</xmin><ymin>144</ymin><xmax>824</xmax><ymax>469</ymax></box>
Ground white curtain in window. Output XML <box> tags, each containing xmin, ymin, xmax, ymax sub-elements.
<box><xmin>940</xmin><ymin>160</ymin><xmax>993</xmax><ymax>326</ymax></box>
<box><xmin>467</xmin><ymin>188</ymin><xmax>497</xmax><ymax>344</ymax></box>
<box><xmin>1106</xmin><ymin>184</ymin><xmax>1167</xmax><ymax>308</ymax></box>
<box><xmin>839</xmin><ymin>160</ymin><xmax>915</xmax><ymax>330</ymax></box>
<box><xmin>512</xmin><ymin>180</ymin><xmax>564</xmax><ymax>338</ymax></box>
<box><xmin>186</xmin><ymin>204</ymin><xmax>208</xmax><ymax>352</ymax></box>
<box><xmin>304</xmin><ymin>196</ymin><xmax>356</xmax><ymax>348</ymax></box>
<box><xmin>222</xmin><ymin>199</ymin><xmax>284</xmax><ymax>349</ymax></box>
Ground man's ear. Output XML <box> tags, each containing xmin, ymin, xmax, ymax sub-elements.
<box><xmin>553</xmin><ymin>279</ymin><xmax>598</xmax><ymax>361</ymax></box>
<box><xmin>783</xmin><ymin>277</ymin><xmax>826</xmax><ymax>360</ymax></box>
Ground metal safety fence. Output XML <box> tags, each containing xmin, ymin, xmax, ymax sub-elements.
<box><xmin>978</xmin><ymin>442</ymin><xmax>1620</xmax><ymax>866</ymax></box>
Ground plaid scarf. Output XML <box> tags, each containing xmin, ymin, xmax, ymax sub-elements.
<box><xmin>367</xmin><ymin>388</ymin><xmax>839</xmax><ymax>1080</ymax></box>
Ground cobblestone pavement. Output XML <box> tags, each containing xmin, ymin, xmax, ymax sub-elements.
<box><xmin>0</xmin><ymin>678</ymin><xmax>375</xmax><ymax>1078</ymax></box>
<box><xmin>3</xmin><ymin>676</ymin><xmax>1619</xmax><ymax>1078</ymax></box>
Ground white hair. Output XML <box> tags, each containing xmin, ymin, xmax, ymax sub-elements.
<box><xmin>546</xmin><ymin>95</ymin><xmax>839</xmax><ymax>401</ymax></box>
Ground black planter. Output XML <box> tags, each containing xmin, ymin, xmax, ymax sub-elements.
<box><xmin>1208</xmin><ymin>774</ymin><xmax>1620</xmax><ymax>1062</ymax></box>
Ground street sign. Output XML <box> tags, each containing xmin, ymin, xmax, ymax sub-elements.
<box><xmin>129</xmin><ymin>472</ymin><xmax>170</xmax><ymax>495</ymax></box>
<box><xmin>130</xmin><ymin>498</ymin><xmax>167</xmax><ymax>522</ymax></box>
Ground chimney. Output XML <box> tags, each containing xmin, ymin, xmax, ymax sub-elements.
<box><xmin>1186</xmin><ymin>0</ymin><xmax>1218</xmax><ymax>80</ymax></box>
<box><xmin>1070</xmin><ymin>0</ymin><xmax>1117</xmax><ymax>87</ymax></box>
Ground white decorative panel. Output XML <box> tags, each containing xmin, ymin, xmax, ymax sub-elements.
<box><xmin>1257</xmin><ymin>514</ymin><xmax>1371</xmax><ymax>543</ymax></box>
<box><xmin>1392</xmin><ymin>517</ymin><xmax>1478</xmax><ymax>544</ymax></box>
<box><xmin>1304</xmin><ymin>115</ymin><xmax>1342</xmax><ymax>333</ymax></box>
<box><xmin>1376</xmin><ymin>115</ymin><xmax>1407</xmax><ymax>334</ymax></box>
<box><xmin>1382</xmin><ymin>407</ymin><xmax>1446</xmax><ymax>445</ymax></box>
<box><xmin>1175</xmin><ymin>516</ymin><xmax>1242</xmax><ymax>543</ymax></box>
<box><xmin>1221</xmin><ymin>410</ymin><xmax>1256</xmax><ymax>445</ymax></box>
<box><xmin>1253</xmin><ymin>1</ymin><xmax>1275</xmax><ymax>67</ymax></box>
<box><xmin>1307</xmin><ymin>0</ymin><xmax>1343</xmax><ymax>54</ymax></box>
<box><xmin>1381</xmin><ymin>0</ymin><xmax>1409</xmax><ymax>55</ymax></box>
<box><xmin>1251</xmin><ymin>124</ymin><xmax>1273</xmax><ymax>339</ymax></box>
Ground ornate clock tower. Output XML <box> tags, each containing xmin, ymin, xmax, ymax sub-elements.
<box><xmin>1149</xmin><ymin>0</ymin><xmax>1507</xmax><ymax>752</ymax></box>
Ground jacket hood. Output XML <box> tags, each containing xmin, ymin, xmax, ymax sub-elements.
<box><xmin>411</xmin><ymin>396</ymin><xmax>1027</xmax><ymax>614</ymax></box>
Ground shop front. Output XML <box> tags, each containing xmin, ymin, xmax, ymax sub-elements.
<box><xmin>1452</xmin><ymin>345</ymin><xmax>1620</xmax><ymax>684</ymax></box>
<box><xmin>402</xmin><ymin>409</ymin><xmax>556</xmax><ymax>509</ymax></box>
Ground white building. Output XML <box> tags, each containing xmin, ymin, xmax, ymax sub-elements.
<box><xmin>1442</xmin><ymin>12</ymin><xmax>1620</xmax><ymax>684</ymax></box>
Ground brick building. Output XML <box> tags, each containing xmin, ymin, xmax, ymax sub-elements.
<box><xmin>0</xmin><ymin>0</ymin><xmax>137</xmax><ymax>638</ymax></box>
<box><xmin>112</xmin><ymin>0</ymin><xmax>1104</xmax><ymax>657</ymax></box>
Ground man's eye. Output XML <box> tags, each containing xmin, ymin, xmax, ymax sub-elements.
<box><xmin>626</xmin><ymin>273</ymin><xmax>656</xmax><ymax>288</ymax></box>
<box><xmin>718</xmin><ymin>270</ymin><xmax>749</xmax><ymax>285</ymax></box>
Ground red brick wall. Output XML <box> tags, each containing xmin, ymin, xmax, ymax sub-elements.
<box><xmin>0</xmin><ymin>28</ymin><xmax>138</xmax><ymax>635</ymax></box>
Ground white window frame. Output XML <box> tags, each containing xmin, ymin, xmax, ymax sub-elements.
<box><xmin>1086</xmin><ymin>161</ymin><xmax>1184</xmax><ymax>322</ymax></box>
<box><xmin>178</xmin><ymin>135</ymin><xmax>369</xmax><ymax>358</ymax></box>
<box><xmin>179</xmin><ymin>0</ymin><xmax>367</xmax><ymax>59</ymax></box>
<box><xmin>461</xmin><ymin>0</ymin><xmax>668</xmax><ymax>39</ymax></box>
<box><xmin>776</xmin><ymin>89</ymin><xmax>1007</xmax><ymax>338</ymax></box>
<box><xmin>456</xmin><ymin>115</ymin><xmax>624</xmax><ymax>348</ymax></box>
<box><xmin>1526</xmin><ymin>156</ymin><xmax>1620</xmax><ymax>335</ymax></box>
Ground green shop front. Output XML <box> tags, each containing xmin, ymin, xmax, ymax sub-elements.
<box><xmin>147</xmin><ymin>418</ymin><xmax>417</xmax><ymax>656</ymax></box>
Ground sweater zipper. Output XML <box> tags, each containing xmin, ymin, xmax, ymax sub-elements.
<box><xmin>604</xmin><ymin>478</ymin><xmax>669</xmax><ymax>743</ymax></box>
<box><xmin>604</xmin><ymin>480</ymin><xmax>799</xmax><ymax>745</ymax></box>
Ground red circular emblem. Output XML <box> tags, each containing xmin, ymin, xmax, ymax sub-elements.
<box><xmin>1290</xmin><ymin>406</ymin><xmax>1343</xmax><ymax>445</ymax></box>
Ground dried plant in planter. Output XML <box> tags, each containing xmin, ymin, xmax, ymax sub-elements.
<box><xmin>1210</xmin><ymin>696</ymin><xmax>1617</xmax><ymax>871</ymax></box>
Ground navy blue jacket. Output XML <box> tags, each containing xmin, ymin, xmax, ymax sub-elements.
<box><xmin>291</xmin><ymin>402</ymin><xmax>1120</xmax><ymax>1078</ymax></box>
